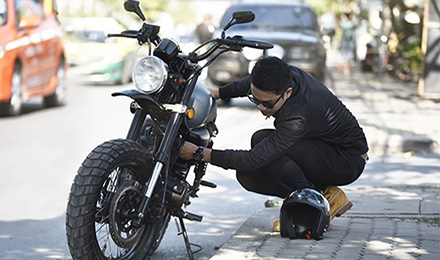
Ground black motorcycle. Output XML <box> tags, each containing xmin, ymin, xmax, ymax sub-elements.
<box><xmin>65</xmin><ymin>0</ymin><xmax>272</xmax><ymax>259</ymax></box>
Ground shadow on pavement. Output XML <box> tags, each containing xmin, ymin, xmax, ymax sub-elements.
<box><xmin>0</xmin><ymin>213</ymin><xmax>70</xmax><ymax>260</ymax></box>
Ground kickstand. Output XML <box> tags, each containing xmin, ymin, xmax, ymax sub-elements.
<box><xmin>174</xmin><ymin>217</ymin><xmax>202</xmax><ymax>259</ymax></box>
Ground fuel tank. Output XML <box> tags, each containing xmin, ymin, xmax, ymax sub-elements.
<box><xmin>185</xmin><ymin>82</ymin><xmax>217</xmax><ymax>130</ymax></box>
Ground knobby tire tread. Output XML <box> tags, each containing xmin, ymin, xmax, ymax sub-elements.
<box><xmin>66</xmin><ymin>139</ymin><xmax>152</xmax><ymax>260</ymax></box>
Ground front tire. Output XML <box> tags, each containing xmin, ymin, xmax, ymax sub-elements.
<box><xmin>66</xmin><ymin>139</ymin><xmax>169</xmax><ymax>260</ymax></box>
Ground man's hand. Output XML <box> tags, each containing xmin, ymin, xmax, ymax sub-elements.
<box><xmin>179</xmin><ymin>141</ymin><xmax>198</xmax><ymax>160</ymax></box>
<box><xmin>179</xmin><ymin>141</ymin><xmax>212</xmax><ymax>162</ymax></box>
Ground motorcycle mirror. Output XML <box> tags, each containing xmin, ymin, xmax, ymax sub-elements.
<box><xmin>124</xmin><ymin>0</ymin><xmax>146</xmax><ymax>21</ymax></box>
<box><xmin>222</xmin><ymin>11</ymin><xmax>255</xmax><ymax>38</ymax></box>
<box><xmin>233</xmin><ymin>11</ymin><xmax>255</xmax><ymax>24</ymax></box>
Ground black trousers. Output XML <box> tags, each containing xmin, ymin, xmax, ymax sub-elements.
<box><xmin>236</xmin><ymin>129</ymin><xmax>366</xmax><ymax>198</ymax></box>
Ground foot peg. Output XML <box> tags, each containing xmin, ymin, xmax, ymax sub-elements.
<box><xmin>200</xmin><ymin>180</ymin><xmax>217</xmax><ymax>188</ymax></box>
<box><xmin>183</xmin><ymin>211</ymin><xmax>203</xmax><ymax>222</ymax></box>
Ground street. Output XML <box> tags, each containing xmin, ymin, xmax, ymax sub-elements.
<box><xmin>1</xmin><ymin>66</ymin><xmax>439</xmax><ymax>259</ymax></box>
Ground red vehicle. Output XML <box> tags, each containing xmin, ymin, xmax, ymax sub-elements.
<box><xmin>0</xmin><ymin>0</ymin><xmax>66</xmax><ymax>116</ymax></box>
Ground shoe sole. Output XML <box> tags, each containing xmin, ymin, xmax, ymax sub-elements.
<box><xmin>333</xmin><ymin>201</ymin><xmax>353</xmax><ymax>218</ymax></box>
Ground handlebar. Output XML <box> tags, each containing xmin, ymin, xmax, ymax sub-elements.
<box><xmin>218</xmin><ymin>36</ymin><xmax>273</xmax><ymax>50</ymax></box>
<box><xmin>108</xmin><ymin>30</ymin><xmax>138</xmax><ymax>39</ymax></box>
<box><xmin>108</xmin><ymin>29</ymin><xmax>272</xmax><ymax>50</ymax></box>
<box><xmin>107</xmin><ymin>23</ymin><xmax>161</xmax><ymax>46</ymax></box>
<box><xmin>107</xmin><ymin>27</ymin><xmax>273</xmax><ymax>63</ymax></box>
<box><xmin>192</xmin><ymin>36</ymin><xmax>273</xmax><ymax>62</ymax></box>
<box><xmin>242</xmin><ymin>40</ymin><xmax>274</xmax><ymax>49</ymax></box>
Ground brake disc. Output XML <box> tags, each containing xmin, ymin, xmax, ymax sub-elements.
<box><xmin>109</xmin><ymin>179</ymin><xmax>145</xmax><ymax>248</ymax></box>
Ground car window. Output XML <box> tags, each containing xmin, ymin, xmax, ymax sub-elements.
<box><xmin>15</xmin><ymin>0</ymin><xmax>44</xmax><ymax>26</ymax></box>
<box><xmin>0</xmin><ymin>0</ymin><xmax>6</xmax><ymax>25</ymax></box>
<box><xmin>221</xmin><ymin>5</ymin><xmax>318</xmax><ymax>32</ymax></box>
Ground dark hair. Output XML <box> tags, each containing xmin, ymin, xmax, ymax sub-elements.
<box><xmin>250</xmin><ymin>56</ymin><xmax>293</xmax><ymax>95</ymax></box>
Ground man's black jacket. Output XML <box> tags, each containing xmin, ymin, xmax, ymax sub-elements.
<box><xmin>210</xmin><ymin>66</ymin><xmax>369</xmax><ymax>171</ymax></box>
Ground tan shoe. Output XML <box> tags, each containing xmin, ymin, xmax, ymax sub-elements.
<box><xmin>273</xmin><ymin>219</ymin><xmax>280</xmax><ymax>232</ymax></box>
<box><xmin>323</xmin><ymin>186</ymin><xmax>353</xmax><ymax>219</ymax></box>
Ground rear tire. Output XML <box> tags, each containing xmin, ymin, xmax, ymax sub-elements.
<box><xmin>66</xmin><ymin>139</ymin><xmax>169</xmax><ymax>260</ymax></box>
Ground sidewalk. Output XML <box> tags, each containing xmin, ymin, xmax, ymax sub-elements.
<box><xmin>209</xmin><ymin>186</ymin><xmax>440</xmax><ymax>260</ymax></box>
<box><xmin>329</xmin><ymin>66</ymin><xmax>439</xmax><ymax>155</ymax></box>
<box><xmin>209</xmin><ymin>67</ymin><xmax>440</xmax><ymax>260</ymax></box>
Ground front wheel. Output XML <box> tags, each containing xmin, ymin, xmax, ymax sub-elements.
<box><xmin>66</xmin><ymin>139</ymin><xmax>170</xmax><ymax>260</ymax></box>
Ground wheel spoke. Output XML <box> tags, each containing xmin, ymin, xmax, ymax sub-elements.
<box><xmin>66</xmin><ymin>140</ymin><xmax>164</xmax><ymax>259</ymax></box>
<box><xmin>95</xmin><ymin>167</ymin><xmax>146</xmax><ymax>257</ymax></box>
<box><xmin>95</xmin><ymin>220</ymin><xmax>108</xmax><ymax>233</ymax></box>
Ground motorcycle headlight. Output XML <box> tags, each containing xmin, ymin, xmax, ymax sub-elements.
<box><xmin>133</xmin><ymin>56</ymin><xmax>168</xmax><ymax>94</ymax></box>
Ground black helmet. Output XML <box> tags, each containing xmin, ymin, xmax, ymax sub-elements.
<box><xmin>280</xmin><ymin>188</ymin><xmax>330</xmax><ymax>240</ymax></box>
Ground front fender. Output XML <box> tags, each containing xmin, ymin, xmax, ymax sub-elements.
<box><xmin>112</xmin><ymin>89</ymin><xmax>170</xmax><ymax>121</ymax></box>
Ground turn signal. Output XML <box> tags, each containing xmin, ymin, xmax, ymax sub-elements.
<box><xmin>187</xmin><ymin>108</ymin><xmax>195</xmax><ymax>119</ymax></box>
<box><xmin>176</xmin><ymin>77</ymin><xmax>184</xmax><ymax>85</ymax></box>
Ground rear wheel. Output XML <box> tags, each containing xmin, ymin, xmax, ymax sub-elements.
<box><xmin>66</xmin><ymin>139</ymin><xmax>170</xmax><ymax>260</ymax></box>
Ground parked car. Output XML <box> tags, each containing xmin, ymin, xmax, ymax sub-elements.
<box><xmin>207</xmin><ymin>1</ymin><xmax>327</xmax><ymax>86</ymax></box>
<box><xmin>0</xmin><ymin>0</ymin><xmax>66</xmax><ymax>116</ymax></box>
<box><xmin>62</xmin><ymin>17</ymin><xmax>138</xmax><ymax>84</ymax></box>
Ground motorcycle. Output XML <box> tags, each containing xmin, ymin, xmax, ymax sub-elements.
<box><xmin>361</xmin><ymin>35</ymin><xmax>383</xmax><ymax>73</ymax></box>
<box><xmin>65</xmin><ymin>0</ymin><xmax>273</xmax><ymax>259</ymax></box>
<box><xmin>361</xmin><ymin>33</ymin><xmax>414</xmax><ymax>81</ymax></box>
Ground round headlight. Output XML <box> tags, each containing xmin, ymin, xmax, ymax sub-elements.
<box><xmin>133</xmin><ymin>56</ymin><xmax>168</xmax><ymax>94</ymax></box>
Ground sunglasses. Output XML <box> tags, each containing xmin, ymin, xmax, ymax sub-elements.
<box><xmin>247</xmin><ymin>88</ymin><xmax>285</xmax><ymax>109</ymax></box>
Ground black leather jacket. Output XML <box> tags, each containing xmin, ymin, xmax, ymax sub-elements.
<box><xmin>210</xmin><ymin>66</ymin><xmax>368</xmax><ymax>171</ymax></box>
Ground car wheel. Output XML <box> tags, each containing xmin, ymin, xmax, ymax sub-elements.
<box><xmin>44</xmin><ymin>59</ymin><xmax>67</xmax><ymax>107</ymax></box>
<box><xmin>1</xmin><ymin>64</ymin><xmax>23</xmax><ymax>116</ymax></box>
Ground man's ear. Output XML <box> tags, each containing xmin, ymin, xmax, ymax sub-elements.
<box><xmin>285</xmin><ymin>87</ymin><xmax>293</xmax><ymax>99</ymax></box>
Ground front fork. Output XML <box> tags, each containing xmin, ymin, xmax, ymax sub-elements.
<box><xmin>130</xmin><ymin>70</ymin><xmax>202</xmax><ymax>226</ymax></box>
<box><xmin>134</xmin><ymin>111</ymin><xmax>183</xmax><ymax>226</ymax></box>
